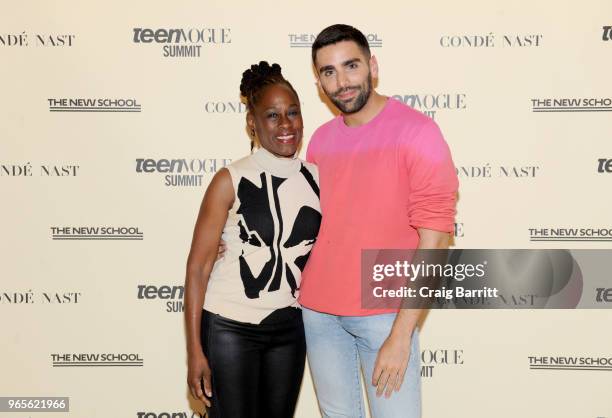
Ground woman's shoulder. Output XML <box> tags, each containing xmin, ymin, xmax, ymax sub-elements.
<box><xmin>226</xmin><ymin>153</ymin><xmax>257</xmax><ymax>170</ymax></box>
<box><xmin>297</xmin><ymin>158</ymin><xmax>317</xmax><ymax>172</ymax></box>
<box><xmin>297</xmin><ymin>158</ymin><xmax>319</xmax><ymax>183</ymax></box>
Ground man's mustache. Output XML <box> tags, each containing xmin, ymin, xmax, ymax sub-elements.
<box><xmin>333</xmin><ymin>86</ymin><xmax>360</xmax><ymax>97</ymax></box>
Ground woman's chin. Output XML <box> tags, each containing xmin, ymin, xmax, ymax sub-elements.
<box><xmin>263</xmin><ymin>144</ymin><xmax>298</xmax><ymax>158</ymax></box>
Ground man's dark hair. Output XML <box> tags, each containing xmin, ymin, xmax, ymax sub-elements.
<box><xmin>311</xmin><ymin>24</ymin><xmax>371</xmax><ymax>64</ymax></box>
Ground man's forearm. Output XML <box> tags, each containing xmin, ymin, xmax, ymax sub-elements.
<box><xmin>389</xmin><ymin>228</ymin><xmax>451</xmax><ymax>337</ymax></box>
<box><xmin>390</xmin><ymin>308</ymin><xmax>421</xmax><ymax>339</ymax></box>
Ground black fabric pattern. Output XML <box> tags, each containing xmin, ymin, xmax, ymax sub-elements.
<box><xmin>236</xmin><ymin>166</ymin><xmax>320</xmax><ymax>299</ymax></box>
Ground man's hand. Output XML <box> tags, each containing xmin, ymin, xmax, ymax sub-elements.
<box><xmin>371</xmin><ymin>332</ymin><xmax>412</xmax><ymax>398</ymax></box>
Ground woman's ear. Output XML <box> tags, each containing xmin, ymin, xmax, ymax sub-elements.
<box><xmin>246</xmin><ymin>112</ymin><xmax>256</xmax><ymax>136</ymax></box>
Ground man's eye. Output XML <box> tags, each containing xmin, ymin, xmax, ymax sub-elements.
<box><xmin>349</xmin><ymin>63</ymin><xmax>358</xmax><ymax>69</ymax></box>
<box><xmin>324</xmin><ymin>70</ymin><xmax>333</xmax><ymax>77</ymax></box>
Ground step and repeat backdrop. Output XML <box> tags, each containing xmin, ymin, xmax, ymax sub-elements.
<box><xmin>1</xmin><ymin>1</ymin><xmax>612</xmax><ymax>417</ymax></box>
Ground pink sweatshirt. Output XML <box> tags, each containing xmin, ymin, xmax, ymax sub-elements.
<box><xmin>298</xmin><ymin>97</ymin><xmax>459</xmax><ymax>316</ymax></box>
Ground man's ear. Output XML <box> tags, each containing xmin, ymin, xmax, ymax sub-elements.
<box><xmin>369</xmin><ymin>55</ymin><xmax>379</xmax><ymax>79</ymax></box>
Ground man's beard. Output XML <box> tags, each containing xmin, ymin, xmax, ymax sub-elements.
<box><xmin>327</xmin><ymin>72</ymin><xmax>372</xmax><ymax>114</ymax></box>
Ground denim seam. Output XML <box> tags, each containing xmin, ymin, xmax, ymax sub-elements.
<box><xmin>346</xmin><ymin>319</ymin><xmax>364</xmax><ymax>418</ymax></box>
<box><xmin>353</xmin><ymin>346</ymin><xmax>364</xmax><ymax>418</ymax></box>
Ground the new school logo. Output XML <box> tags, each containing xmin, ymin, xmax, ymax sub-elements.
<box><xmin>531</xmin><ymin>98</ymin><xmax>612</xmax><ymax>113</ymax></box>
<box><xmin>51</xmin><ymin>353</ymin><xmax>143</xmax><ymax>367</ymax></box>
<box><xmin>528</xmin><ymin>355</ymin><xmax>612</xmax><ymax>372</ymax></box>
<box><xmin>50</xmin><ymin>226</ymin><xmax>143</xmax><ymax>241</ymax></box>
<box><xmin>528</xmin><ymin>228</ymin><xmax>612</xmax><ymax>242</ymax></box>
<box><xmin>289</xmin><ymin>32</ymin><xmax>382</xmax><ymax>48</ymax></box>
<box><xmin>48</xmin><ymin>98</ymin><xmax>141</xmax><ymax>113</ymax></box>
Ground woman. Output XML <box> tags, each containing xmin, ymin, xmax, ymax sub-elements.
<box><xmin>184</xmin><ymin>61</ymin><xmax>321</xmax><ymax>418</ymax></box>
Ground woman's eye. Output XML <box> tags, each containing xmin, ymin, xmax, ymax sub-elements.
<box><xmin>267</xmin><ymin>112</ymin><xmax>278</xmax><ymax>119</ymax></box>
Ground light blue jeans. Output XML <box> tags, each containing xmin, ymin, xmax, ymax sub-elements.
<box><xmin>302</xmin><ymin>307</ymin><xmax>421</xmax><ymax>418</ymax></box>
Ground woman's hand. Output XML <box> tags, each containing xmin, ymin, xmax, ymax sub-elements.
<box><xmin>216</xmin><ymin>240</ymin><xmax>226</xmax><ymax>261</ymax></box>
<box><xmin>187</xmin><ymin>351</ymin><xmax>213</xmax><ymax>407</ymax></box>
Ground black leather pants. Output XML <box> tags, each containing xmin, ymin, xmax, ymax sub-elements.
<box><xmin>200</xmin><ymin>307</ymin><xmax>306</xmax><ymax>418</ymax></box>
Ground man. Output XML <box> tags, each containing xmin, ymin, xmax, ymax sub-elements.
<box><xmin>298</xmin><ymin>24</ymin><xmax>458</xmax><ymax>418</ymax></box>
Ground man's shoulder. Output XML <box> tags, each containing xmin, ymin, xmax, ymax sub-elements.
<box><xmin>311</xmin><ymin>115</ymin><xmax>339</xmax><ymax>140</ymax></box>
<box><xmin>386</xmin><ymin>97</ymin><xmax>436</xmax><ymax>132</ymax></box>
<box><xmin>306</xmin><ymin>116</ymin><xmax>339</xmax><ymax>158</ymax></box>
<box><xmin>383</xmin><ymin>98</ymin><xmax>450</xmax><ymax>154</ymax></box>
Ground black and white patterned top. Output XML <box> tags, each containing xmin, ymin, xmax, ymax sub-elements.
<box><xmin>204</xmin><ymin>147</ymin><xmax>321</xmax><ymax>324</ymax></box>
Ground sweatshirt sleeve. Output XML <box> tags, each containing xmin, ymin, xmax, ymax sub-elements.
<box><xmin>305</xmin><ymin>135</ymin><xmax>317</xmax><ymax>164</ymax></box>
<box><xmin>404</xmin><ymin>120</ymin><xmax>459</xmax><ymax>233</ymax></box>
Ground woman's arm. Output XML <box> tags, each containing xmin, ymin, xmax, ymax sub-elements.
<box><xmin>184</xmin><ymin>168</ymin><xmax>234</xmax><ymax>406</ymax></box>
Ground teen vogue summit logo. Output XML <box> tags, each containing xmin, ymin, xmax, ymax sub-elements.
<box><xmin>132</xmin><ymin>27</ymin><xmax>231</xmax><ymax>58</ymax></box>
<box><xmin>137</xmin><ymin>284</ymin><xmax>184</xmax><ymax>313</ymax></box>
<box><xmin>135</xmin><ymin>158</ymin><xmax>231</xmax><ymax>187</ymax></box>
<box><xmin>136</xmin><ymin>412</ymin><xmax>204</xmax><ymax>418</ymax></box>
<box><xmin>392</xmin><ymin>94</ymin><xmax>466</xmax><ymax>120</ymax></box>
<box><xmin>596</xmin><ymin>288</ymin><xmax>612</xmax><ymax>303</ymax></box>
<box><xmin>421</xmin><ymin>348</ymin><xmax>464</xmax><ymax>378</ymax></box>
<box><xmin>598</xmin><ymin>159</ymin><xmax>612</xmax><ymax>173</ymax></box>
